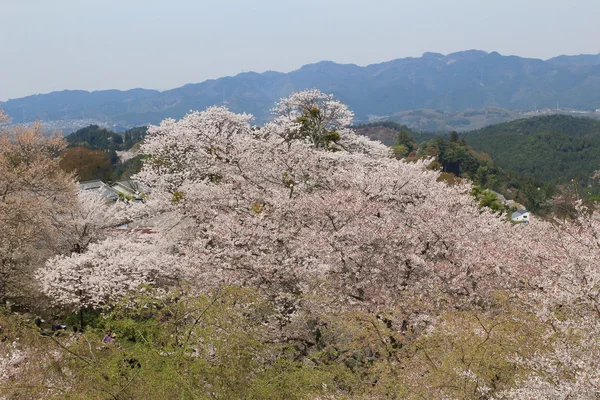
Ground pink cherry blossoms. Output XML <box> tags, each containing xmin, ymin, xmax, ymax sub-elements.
<box><xmin>32</xmin><ymin>90</ymin><xmax>600</xmax><ymax>397</ymax></box>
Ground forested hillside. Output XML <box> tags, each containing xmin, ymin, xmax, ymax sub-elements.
<box><xmin>60</xmin><ymin>125</ymin><xmax>147</xmax><ymax>181</ymax></box>
<box><xmin>461</xmin><ymin>115</ymin><xmax>600</xmax><ymax>183</ymax></box>
<box><xmin>416</xmin><ymin>134</ymin><xmax>556</xmax><ymax>212</ymax></box>
<box><xmin>66</xmin><ymin>125</ymin><xmax>147</xmax><ymax>151</ymax></box>
<box><xmin>356</xmin><ymin>121</ymin><xmax>557</xmax><ymax>212</ymax></box>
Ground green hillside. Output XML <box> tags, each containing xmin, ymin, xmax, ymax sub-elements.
<box><xmin>66</xmin><ymin>125</ymin><xmax>147</xmax><ymax>151</ymax></box>
<box><xmin>62</xmin><ymin>125</ymin><xmax>147</xmax><ymax>182</ymax></box>
<box><xmin>461</xmin><ymin>115</ymin><xmax>600</xmax><ymax>183</ymax></box>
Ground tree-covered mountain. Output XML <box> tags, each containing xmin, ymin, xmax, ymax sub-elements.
<box><xmin>2</xmin><ymin>50</ymin><xmax>600</xmax><ymax>127</ymax></box>
<box><xmin>461</xmin><ymin>115</ymin><xmax>600</xmax><ymax>184</ymax></box>
<box><xmin>66</xmin><ymin>125</ymin><xmax>147</xmax><ymax>151</ymax></box>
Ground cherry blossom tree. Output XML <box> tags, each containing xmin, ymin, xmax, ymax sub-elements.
<box><xmin>0</xmin><ymin>122</ymin><xmax>76</xmax><ymax>304</ymax></box>
<box><xmin>136</xmin><ymin>106</ymin><xmax>254</xmax><ymax>194</ymax></box>
<box><xmin>38</xmin><ymin>233</ymin><xmax>182</xmax><ymax>310</ymax></box>
<box><xmin>52</xmin><ymin>189</ymin><xmax>130</xmax><ymax>255</ymax></box>
<box><xmin>39</xmin><ymin>93</ymin><xmax>530</xmax><ymax>319</ymax></box>
<box><xmin>29</xmin><ymin>93</ymin><xmax>600</xmax><ymax>397</ymax></box>
<box><xmin>125</xmin><ymin>97</ymin><xmax>525</xmax><ymax>331</ymax></box>
<box><xmin>498</xmin><ymin>203</ymin><xmax>600</xmax><ymax>398</ymax></box>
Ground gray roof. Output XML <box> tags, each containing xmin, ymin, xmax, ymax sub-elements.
<box><xmin>511</xmin><ymin>210</ymin><xmax>529</xmax><ymax>219</ymax></box>
<box><xmin>79</xmin><ymin>179</ymin><xmax>144</xmax><ymax>202</ymax></box>
<box><xmin>114</xmin><ymin>180</ymin><xmax>141</xmax><ymax>193</ymax></box>
<box><xmin>97</xmin><ymin>186</ymin><xmax>120</xmax><ymax>201</ymax></box>
<box><xmin>79</xmin><ymin>179</ymin><xmax>105</xmax><ymax>190</ymax></box>
<box><xmin>79</xmin><ymin>180</ymin><xmax>119</xmax><ymax>201</ymax></box>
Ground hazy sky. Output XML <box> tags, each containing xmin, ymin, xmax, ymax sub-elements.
<box><xmin>1</xmin><ymin>0</ymin><xmax>599</xmax><ymax>101</ymax></box>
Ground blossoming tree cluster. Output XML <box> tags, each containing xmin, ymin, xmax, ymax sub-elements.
<box><xmin>0</xmin><ymin>123</ymin><xmax>75</xmax><ymax>305</ymax></box>
<box><xmin>41</xmin><ymin>92</ymin><xmax>518</xmax><ymax>315</ymax></box>
<box><xmin>28</xmin><ymin>91</ymin><xmax>600</xmax><ymax>398</ymax></box>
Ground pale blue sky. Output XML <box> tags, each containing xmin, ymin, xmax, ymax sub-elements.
<box><xmin>1</xmin><ymin>0</ymin><xmax>598</xmax><ymax>101</ymax></box>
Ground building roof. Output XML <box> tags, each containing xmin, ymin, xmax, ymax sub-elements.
<box><xmin>511</xmin><ymin>210</ymin><xmax>529</xmax><ymax>219</ymax></box>
<box><xmin>114</xmin><ymin>180</ymin><xmax>141</xmax><ymax>193</ymax></box>
<box><xmin>79</xmin><ymin>180</ymin><xmax>120</xmax><ymax>201</ymax></box>
<box><xmin>79</xmin><ymin>179</ymin><xmax>144</xmax><ymax>202</ymax></box>
<box><xmin>79</xmin><ymin>179</ymin><xmax>105</xmax><ymax>191</ymax></box>
<box><xmin>97</xmin><ymin>186</ymin><xmax>120</xmax><ymax>201</ymax></box>
<box><xmin>112</xmin><ymin>180</ymin><xmax>143</xmax><ymax>200</ymax></box>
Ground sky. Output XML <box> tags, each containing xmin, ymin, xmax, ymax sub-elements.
<box><xmin>1</xmin><ymin>0</ymin><xmax>599</xmax><ymax>101</ymax></box>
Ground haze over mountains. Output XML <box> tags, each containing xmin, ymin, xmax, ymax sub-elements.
<box><xmin>2</xmin><ymin>50</ymin><xmax>600</xmax><ymax>130</ymax></box>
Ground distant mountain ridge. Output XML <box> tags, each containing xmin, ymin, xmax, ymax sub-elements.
<box><xmin>2</xmin><ymin>50</ymin><xmax>600</xmax><ymax>128</ymax></box>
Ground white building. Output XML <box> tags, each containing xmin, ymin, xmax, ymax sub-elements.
<box><xmin>511</xmin><ymin>210</ymin><xmax>530</xmax><ymax>223</ymax></box>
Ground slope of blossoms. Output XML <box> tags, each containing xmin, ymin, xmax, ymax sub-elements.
<box><xmin>28</xmin><ymin>90</ymin><xmax>600</xmax><ymax>398</ymax></box>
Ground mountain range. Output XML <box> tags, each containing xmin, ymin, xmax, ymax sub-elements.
<box><xmin>2</xmin><ymin>50</ymin><xmax>600</xmax><ymax>129</ymax></box>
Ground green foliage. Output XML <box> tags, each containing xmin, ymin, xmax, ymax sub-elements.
<box><xmin>64</xmin><ymin>308</ymin><xmax>103</xmax><ymax>330</ymax></box>
<box><xmin>0</xmin><ymin>287</ymin><xmax>569</xmax><ymax>400</ymax></box>
<box><xmin>448</xmin><ymin>130</ymin><xmax>459</xmax><ymax>143</ymax></box>
<box><xmin>356</xmin><ymin>120</ymin><xmax>411</xmax><ymax>132</ymax></box>
<box><xmin>122</xmin><ymin>127</ymin><xmax>148</xmax><ymax>150</ymax></box>
<box><xmin>383</xmin><ymin>309</ymin><xmax>546</xmax><ymax>399</ymax></box>
<box><xmin>0</xmin><ymin>289</ymin><xmax>357</xmax><ymax>399</ymax></box>
<box><xmin>295</xmin><ymin>107</ymin><xmax>341</xmax><ymax>150</ymax></box>
<box><xmin>391</xmin><ymin>144</ymin><xmax>409</xmax><ymax>159</ymax></box>
<box><xmin>62</xmin><ymin>125</ymin><xmax>148</xmax><ymax>182</ymax></box>
<box><xmin>387</xmin><ymin>127</ymin><xmax>420</xmax><ymax>159</ymax></box>
<box><xmin>462</xmin><ymin>115</ymin><xmax>600</xmax><ymax>187</ymax></box>
<box><xmin>432</xmin><ymin>136</ymin><xmax>480</xmax><ymax>176</ymax></box>
<box><xmin>66</xmin><ymin>125</ymin><xmax>147</xmax><ymax>152</ymax></box>
<box><xmin>171</xmin><ymin>191</ymin><xmax>184</xmax><ymax>203</ymax></box>
<box><xmin>418</xmin><ymin>135</ymin><xmax>556</xmax><ymax>213</ymax></box>
<box><xmin>472</xmin><ymin>186</ymin><xmax>508</xmax><ymax>213</ymax></box>
<box><xmin>396</xmin><ymin>130</ymin><xmax>417</xmax><ymax>153</ymax></box>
